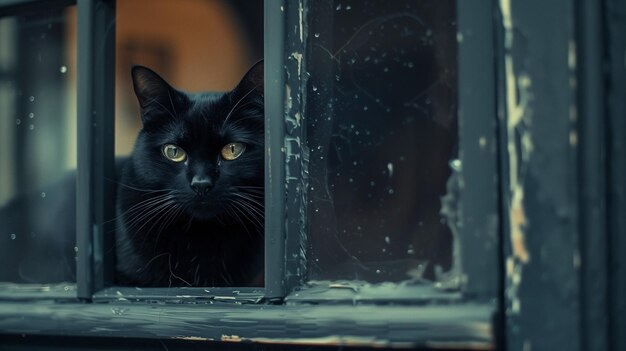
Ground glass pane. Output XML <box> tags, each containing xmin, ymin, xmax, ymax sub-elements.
<box><xmin>0</xmin><ymin>8</ymin><xmax>77</xmax><ymax>283</ymax></box>
<box><xmin>306</xmin><ymin>0</ymin><xmax>457</xmax><ymax>283</ymax></box>
<box><xmin>107</xmin><ymin>0</ymin><xmax>264</xmax><ymax>287</ymax></box>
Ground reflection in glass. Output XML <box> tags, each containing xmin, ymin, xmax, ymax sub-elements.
<box><xmin>306</xmin><ymin>0</ymin><xmax>457</xmax><ymax>282</ymax></box>
<box><xmin>0</xmin><ymin>9</ymin><xmax>76</xmax><ymax>283</ymax></box>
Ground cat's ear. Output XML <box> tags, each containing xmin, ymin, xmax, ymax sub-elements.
<box><xmin>233</xmin><ymin>60</ymin><xmax>264</xmax><ymax>98</ymax></box>
<box><xmin>131</xmin><ymin>65</ymin><xmax>180</xmax><ymax>124</ymax></box>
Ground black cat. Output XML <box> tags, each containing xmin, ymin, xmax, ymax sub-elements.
<box><xmin>0</xmin><ymin>62</ymin><xmax>265</xmax><ymax>287</ymax></box>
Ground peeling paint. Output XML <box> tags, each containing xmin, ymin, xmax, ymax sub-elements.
<box><xmin>298</xmin><ymin>1</ymin><xmax>304</xmax><ymax>42</ymax></box>
<box><xmin>479</xmin><ymin>136</ymin><xmax>487</xmax><ymax>149</ymax></box>
<box><xmin>569</xmin><ymin>131</ymin><xmax>578</xmax><ymax>146</ymax></box>
<box><xmin>438</xmin><ymin>161</ymin><xmax>463</xmax><ymax>291</ymax></box>
<box><xmin>173</xmin><ymin>336</ymin><xmax>213</xmax><ymax>341</ymax></box>
<box><xmin>500</xmin><ymin>0</ymin><xmax>535</xmax><ymax>319</ymax></box>
<box><xmin>568</xmin><ymin>40</ymin><xmax>577</xmax><ymax>70</ymax></box>
<box><xmin>501</xmin><ymin>0</ymin><xmax>531</xmax><ymax>265</ymax></box>
<box><xmin>291</xmin><ymin>52</ymin><xmax>303</xmax><ymax>76</ymax></box>
<box><xmin>222</xmin><ymin>335</ymin><xmax>416</xmax><ymax>348</ymax></box>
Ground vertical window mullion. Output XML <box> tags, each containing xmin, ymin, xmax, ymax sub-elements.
<box><xmin>264</xmin><ymin>0</ymin><xmax>287</xmax><ymax>299</ymax></box>
<box><xmin>456</xmin><ymin>0</ymin><xmax>499</xmax><ymax>297</ymax></box>
<box><xmin>76</xmin><ymin>0</ymin><xmax>115</xmax><ymax>300</ymax></box>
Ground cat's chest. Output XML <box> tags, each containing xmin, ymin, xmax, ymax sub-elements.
<box><xmin>125</xmin><ymin>221</ymin><xmax>260</xmax><ymax>286</ymax></box>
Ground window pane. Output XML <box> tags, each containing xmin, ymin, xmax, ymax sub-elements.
<box><xmin>0</xmin><ymin>8</ymin><xmax>77</xmax><ymax>283</ymax></box>
<box><xmin>100</xmin><ymin>0</ymin><xmax>264</xmax><ymax>287</ymax></box>
<box><xmin>306</xmin><ymin>0</ymin><xmax>457</xmax><ymax>282</ymax></box>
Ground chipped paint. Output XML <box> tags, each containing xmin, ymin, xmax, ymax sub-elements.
<box><xmin>568</xmin><ymin>40</ymin><xmax>577</xmax><ymax>70</ymax></box>
<box><xmin>569</xmin><ymin>131</ymin><xmax>578</xmax><ymax>146</ymax></box>
<box><xmin>222</xmin><ymin>335</ymin><xmax>416</xmax><ymax>348</ymax></box>
<box><xmin>479</xmin><ymin>136</ymin><xmax>487</xmax><ymax>149</ymax></box>
<box><xmin>438</xmin><ymin>161</ymin><xmax>463</xmax><ymax>291</ymax></box>
<box><xmin>291</xmin><ymin>52</ymin><xmax>303</xmax><ymax>76</ymax></box>
<box><xmin>501</xmin><ymin>0</ymin><xmax>531</xmax><ymax>265</ymax></box>
<box><xmin>173</xmin><ymin>336</ymin><xmax>213</xmax><ymax>341</ymax></box>
<box><xmin>500</xmin><ymin>0</ymin><xmax>534</xmax><ymax>319</ymax></box>
<box><xmin>298</xmin><ymin>1</ymin><xmax>304</xmax><ymax>42</ymax></box>
<box><xmin>221</xmin><ymin>334</ymin><xmax>243</xmax><ymax>342</ymax></box>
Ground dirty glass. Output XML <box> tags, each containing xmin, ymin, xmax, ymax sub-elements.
<box><xmin>306</xmin><ymin>0</ymin><xmax>457</xmax><ymax>283</ymax></box>
<box><xmin>0</xmin><ymin>8</ymin><xmax>77</xmax><ymax>284</ymax></box>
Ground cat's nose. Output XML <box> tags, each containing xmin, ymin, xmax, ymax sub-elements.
<box><xmin>190</xmin><ymin>175</ymin><xmax>213</xmax><ymax>196</ymax></box>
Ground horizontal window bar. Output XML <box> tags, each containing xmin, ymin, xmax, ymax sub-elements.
<box><xmin>0</xmin><ymin>0</ymin><xmax>73</xmax><ymax>17</ymax></box>
<box><xmin>0</xmin><ymin>301</ymin><xmax>495</xmax><ymax>348</ymax></box>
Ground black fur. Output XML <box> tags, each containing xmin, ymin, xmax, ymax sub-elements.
<box><xmin>0</xmin><ymin>62</ymin><xmax>265</xmax><ymax>287</ymax></box>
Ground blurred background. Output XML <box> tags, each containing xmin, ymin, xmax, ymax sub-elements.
<box><xmin>0</xmin><ymin>0</ymin><xmax>263</xmax><ymax>206</ymax></box>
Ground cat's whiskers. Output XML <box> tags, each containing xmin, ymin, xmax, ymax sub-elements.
<box><xmin>232</xmin><ymin>193</ymin><xmax>265</xmax><ymax>215</ymax></box>
<box><xmin>222</xmin><ymin>85</ymin><xmax>260</xmax><ymax>127</ymax></box>
<box><xmin>105</xmin><ymin>177</ymin><xmax>171</xmax><ymax>193</ymax></box>
<box><xmin>107</xmin><ymin>193</ymin><xmax>173</xmax><ymax>224</ymax></box>
<box><xmin>115</xmin><ymin>193</ymin><xmax>174</xmax><ymax>225</ymax></box>
<box><xmin>122</xmin><ymin>197</ymin><xmax>176</xmax><ymax>238</ymax></box>
<box><xmin>224</xmin><ymin>204</ymin><xmax>252</xmax><ymax>236</ymax></box>
<box><xmin>146</xmin><ymin>97</ymin><xmax>177</xmax><ymax>121</ymax></box>
<box><xmin>152</xmin><ymin>203</ymin><xmax>186</xmax><ymax>253</ymax></box>
<box><xmin>167</xmin><ymin>89</ymin><xmax>179</xmax><ymax>120</ymax></box>
<box><xmin>130</xmin><ymin>200</ymin><xmax>176</xmax><ymax>238</ymax></box>
<box><xmin>227</xmin><ymin>195</ymin><xmax>264</xmax><ymax>235</ymax></box>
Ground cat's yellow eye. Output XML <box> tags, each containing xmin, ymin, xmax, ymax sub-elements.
<box><xmin>221</xmin><ymin>142</ymin><xmax>246</xmax><ymax>161</ymax></box>
<box><xmin>162</xmin><ymin>144</ymin><xmax>187</xmax><ymax>162</ymax></box>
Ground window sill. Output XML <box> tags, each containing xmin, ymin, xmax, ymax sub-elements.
<box><xmin>0</xmin><ymin>298</ymin><xmax>495</xmax><ymax>349</ymax></box>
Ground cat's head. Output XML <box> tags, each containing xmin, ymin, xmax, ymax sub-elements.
<box><xmin>128</xmin><ymin>61</ymin><xmax>264</xmax><ymax>222</ymax></box>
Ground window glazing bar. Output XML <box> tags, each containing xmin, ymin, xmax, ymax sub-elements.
<box><xmin>264</xmin><ymin>0</ymin><xmax>287</xmax><ymax>299</ymax></box>
<box><xmin>456</xmin><ymin>0</ymin><xmax>500</xmax><ymax>298</ymax></box>
<box><xmin>76</xmin><ymin>0</ymin><xmax>115</xmax><ymax>300</ymax></box>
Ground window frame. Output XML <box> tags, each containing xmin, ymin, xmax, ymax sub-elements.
<box><xmin>11</xmin><ymin>0</ymin><xmax>626</xmax><ymax>349</ymax></box>
<box><xmin>0</xmin><ymin>0</ymin><xmax>500</xmax><ymax>347</ymax></box>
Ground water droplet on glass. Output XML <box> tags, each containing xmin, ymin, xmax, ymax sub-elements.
<box><xmin>384</xmin><ymin>236</ymin><xmax>390</xmax><ymax>244</ymax></box>
<box><xmin>407</xmin><ymin>62</ymin><xmax>414</xmax><ymax>68</ymax></box>
<box><xmin>387</xmin><ymin>162</ymin><xmax>394</xmax><ymax>177</ymax></box>
<box><xmin>363</xmin><ymin>106</ymin><xmax>368</xmax><ymax>111</ymax></box>
<box><xmin>312</xmin><ymin>85</ymin><xmax>318</xmax><ymax>91</ymax></box>
<box><xmin>383</xmin><ymin>67</ymin><xmax>389</xmax><ymax>72</ymax></box>
<box><xmin>10</xmin><ymin>233</ymin><xmax>16</xmax><ymax>240</ymax></box>
<box><xmin>388</xmin><ymin>188</ymin><xmax>394</xmax><ymax>195</ymax></box>
<box><xmin>450</xmin><ymin>159</ymin><xmax>462</xmax><ymax>171</ymax></box>
<box><xmin>336</xmin><ymin>4</ymin><xmax>341</xmax><ymax>10</ymax></box>
<box><xmin>74</xmin><ymin>246</ymin><xmax>78</xmax><ymax>252</ymax></box>
<box><xmin>346</xmin><ymin>5</ymin><xmax>351</xmax><ymax>10</ymax></box>
<box><xmin>28</xmin><ymin>112</ymin><xmax>34</xmax><ymax>118</ymax></box>
<box><xmin>16</xmin><ymin>119</ymin><xmax>21</xmax><ymax>125</ymax></box>
<box><xmin>40</xmin><ymin>192</ymin><xmax>46</xmax><ymax>198</ymax></box>
<box><xmin>314</xmin><ymin>33</ymin><xmax>320</xmax><ymax>38</ymax></box>
<box><xmin>375</xmin><ymin>269</ymin><xmax>381</xmax><ymax>274</ymax></box>
<box><xmin>29</xmin><ymin>96</ymin><xmax>35</xmax><ymax>102</ymax></box>
<box><xmin>59</xmin><ymin>65</ymin><xmax>67</xmax><ymax>73</ymax></box>
<box><xmin>370</xmin><ymin>181</ymin><xmax>375</xmax><ymax>186</ymax></box>
<box><xmin>29</xmin><ymin>124</ymin><xmax>35</xmax><ymax>130</ymax></box>
<box><xmin>407</xmin><ymin>248</ymin><xmax>415</xmax><ymax>254</ymax></box>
